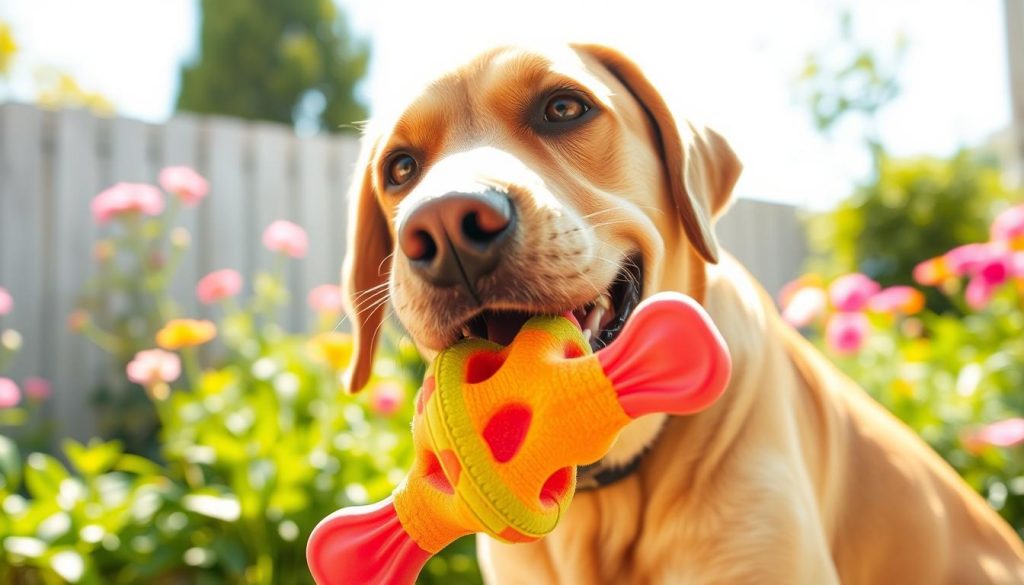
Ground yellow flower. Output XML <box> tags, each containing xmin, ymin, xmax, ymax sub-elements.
<box><xmin>891</xmin><ymin>378</ymin><xmax>915</xmax><ymax>398</ymax></box>
<box><xmin>156</xmin><ymin>319</ymin><xmax>216</xmax><ymax>349</ymax></box>
<box><xmin>307</xmin><ymin>332</ymin><xmax>353</xmax><ymax>371</ymax></box>
<box><xmin>0</xmin><ymin>23</ymin><xmax>17</xmax><ymax>76</ymax></box>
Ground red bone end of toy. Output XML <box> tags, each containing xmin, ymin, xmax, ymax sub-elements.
<box><xmin>598</xmin><ymin>291</ymin><xmax>731</xmax><ymax>418</ymax></box>
<box><xmin>306</xmin><ymin>496</ymin><xmax>431</xmax><ymax>585</ymax></box>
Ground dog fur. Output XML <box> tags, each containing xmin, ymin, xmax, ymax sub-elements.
<box><xmin>340</xmin><ymin>43</ymin><xmax>1024</xmax><ymax>584</ymax></box>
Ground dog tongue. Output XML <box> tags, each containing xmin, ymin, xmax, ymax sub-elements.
<box><xmin>484</xmin><ymin>311</ymin><xmax>582</xmax><ymax>346</ymax></box>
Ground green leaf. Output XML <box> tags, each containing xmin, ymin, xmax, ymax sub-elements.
<box><xmin>268</xmin><ymin>487</ymin><xmax>308</xmax><ymax>515</ymax></box>
<box><xmin>0</xmin><ymin>434</ymin><xmax>22</xmax><ymax>491</ymax></box>
<box><xmin>25</xmin><ymin>453</ymin><xmax>70</xmax><ymax>500</ymax></box>
<box><xmin>212</xmin><ymin>536</ymin><xmax>248</xmax><ymax>575</ymax></box>
<box><xmin>0</xmin><ymin>408</ymin><xmax>26</xmax><ymax>425</ymax></box>
<box><xmin>114</xmin><ymin>453</ymin><xmax>165</xmax><ymax>477</ymax></box>
<box><xmin>64</xmin><ymin>439</ymin><xmax>123</xmax><ymax>477</ymax></box>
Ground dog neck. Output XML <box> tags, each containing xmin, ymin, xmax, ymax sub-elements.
<box><xmin>576</xmin><ymin>252</ymin><xmax>770</xmax><ymax>492</ymax></box>
<box><xmin>576</xmin><ymin>414</ymin><xmax>668</xmax><ymax>490</ymax></box>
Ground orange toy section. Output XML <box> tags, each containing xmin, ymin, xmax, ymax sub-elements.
<box><xmin>307</xmin><ymin>292</ymin><xmax>732</xmax><ymax>585</ymax></box>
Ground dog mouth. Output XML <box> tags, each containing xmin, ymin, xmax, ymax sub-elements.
<box><xmin>456</xmin><ymin>254</ymin><xmax>643</xmax><ymax>352</ymax></box>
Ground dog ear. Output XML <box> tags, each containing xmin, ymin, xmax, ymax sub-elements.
<box><xmin>572</xmin><ymin>44</ymin><xmax>742</xmax><ymax>264</ymax></box>
<box><xmin>341</xmin><ymin>137</ymin><xmax>392</xmax><ymax>393</ymax></box>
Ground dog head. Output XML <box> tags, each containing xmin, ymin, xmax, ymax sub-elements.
<box><xmin>341</xmin><ymin>44</ymin><xmax>741</xmax><ymax>410</ymax></box>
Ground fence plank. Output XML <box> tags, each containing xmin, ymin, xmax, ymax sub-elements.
<box><xmin>251</xmin><ymin>123</ymin><xmax>298</xmax><ymax>329</ymax></box>
<box><xmin>109</xmin><ymin>116</ymin><xmax>152</xmax><ymax>183</ymax></box>
<box><xmin>331</xmin><ymin>137</ymin><xmax>360</xmax><ymax>315</ymax></box>
<box><xmin>717</xmin><ymin>199</ymin><xmax>807</xmax><ymax>297</ymax></box>
<box><xmin>161</xmin><ymin>115</ymin><xmax>203</xmax><ymax>317</ymax></box>
<box><xmin>204</xmin><ymin>117</ymin><xmax>250</xmax><ymax>283</ymax></box>
<box><xmin>0</xmin><ymin>103</ymin><xmax>47</xmax><ymax>400</ymax></box>
<box><xmin>296</xmin><ymin>136</ymin><xmax>336</xmax><ymax>331</ymax></box>
<box><xmin>50</xmin><ymin>108</ymin><xmax>104</xmax><ymax>441</ymax></box>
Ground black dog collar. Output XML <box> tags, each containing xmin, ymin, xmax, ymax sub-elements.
<box><xmin>575</xmin><ymin>452</ymin><xmax>647</xmax><ymax>490</ymax></box>
<box><xmin>574</xmin><ymin>417</ymin><xmax>666</xmax><ymax>491</ymax></box>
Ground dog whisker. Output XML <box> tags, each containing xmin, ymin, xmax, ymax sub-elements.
<box><xmin>350</xmin><ymin>280</ymin><xmax>391</xmax><ymax>302</ymax></box>
<box><xmin>327</xmin><ymin>289</ymin><xmax>393</xmax><ymax>335</ymax></box>
<box><xmin>367</xmin><ymin>306</ymin><xmax>397</xmax><ymax>360</ymax></box>
<box><xmin>354</xmin><ymin>292</ymin><xmax>392</xmax><ymax>317</ymax></box>
<box><xmin>583</xmin><ymin>219</ymin><xmax>635</xmax><ymax>230</ymax></box>
<box><xmin>350</xmin><ymin>291</ymin><xmax>391</xmax><ymax>316</ymax></box>
<box><xmin>376</xmin><ymin>252</ymin><xmax>395</xmax><ymax>277</ymax></box>
<box><xmin>578</xmin><ymin>208</ymin><xmax>627</xmax><ymax>220</ymax></box>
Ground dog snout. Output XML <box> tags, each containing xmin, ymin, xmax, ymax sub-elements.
<box><xmin>397</xmin><ymin>189</ymin><xmax>515</xmax><ymax>288</ymax></box>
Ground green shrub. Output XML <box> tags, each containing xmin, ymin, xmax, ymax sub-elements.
<box><xmin>806</xmin><ymin>152</ymin><xmax>1016</xmax><ymax>289</ymax></box>
<box><xmin>0</xmin><ymin>171</ymin><xmax>482</xmax><ymax>584</ymax></box>
<box><xmin>782</xmin><ymin>202</ymin><xmax>1024</xmax><ymax>533</ymax></box>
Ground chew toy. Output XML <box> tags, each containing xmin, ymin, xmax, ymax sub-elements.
<box><xmin>307</xmin><ymin>292</ymin><xmax>731</xmax><ymax>585</ymax></box>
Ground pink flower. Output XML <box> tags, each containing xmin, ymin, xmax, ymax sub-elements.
<box><xmin>964</xmin><ymin>418</ymin><xmax>1024</xmax><ymax>452</ymax></box>
<box><xmin>778</xmin><ymin>275</ymin><xmax>823</xmax><ymax>305</ymax></box>
<box><xmin>371</xmin><ymin>381</ymin><xmax>405</xmax><ymax>416</ymax></box>
<box><xmin>196</xmin><ymin>269</ymin><xmax>243</xmax><ymax>305</ymax></box>
<box><xmin>944</xmin><ymin>243</ymin><xmax>1001</xmax><ymax>277</ymax></box>
<box><xmin>0</xmin><ymin>287</ymin><xmax>11</xmax><ymax>315</ymax></box>
<box><xmin>23</xmin><ymin>377</ymin><xmax>51</xmax><ymax>402</ymax></box>
<box><xmin>91</xmin><ymin>183</ymin><xmax>165</xmax><ymax>224</ymax></box>
<box><xmin>828</xmin><ymin>273</ymin><xmax>880</xmax><ymax>312</ymax></box>
<box><xmin>964</xmin><ymin>251</ymin><xmax>1013</xmax><ymax>310</ymax></box>
<box><xmin>159</xmin><ymin>166</ymin><xmax>209</xmax><ymax>206</ymax></box>
<box><xmin>991</xmin><ymin>204</ymin><xmax>1024</xmax><ymax>245</ymax></box>
<box><xmin>781</xmin><ymin>286</ymin><xmax>827</xmax><ymax>328</ymax></box>
<box><xmin>825</xmin><ymin>312</ymin><xmax>870</xmax><ymax>355</ymax></box>
<box><xmin>1013</xmin><ymin>252</ymin><xmax>1024</xmax><ymax>278</ymax></box>
<box><xmin>308</xmin><ymin>284</ymin><xmax>344</xmax><ymax>314</ymax></box>
<box><xmin>868</xmin><ymin>286</ymin><xmax>925</xmax><ymax>315</ymax></box>
<box><xmin>965</xmin><ymin>278</ymin><xmax>997</xmax><ymax>310</ymax></box>
<box><xmin>0</xmin><ymin>378</ymin><xmax>20</xmax><ymax>408</ymax></box>
<box><xmin>126</xmin><ymin>349</ymin><xmax>181</xmax><ymax>387</ymax></box>
<box><xmin>262</xmin><ymin>220</ymin><xmax>308</xmax><ymax>258</ymax></box>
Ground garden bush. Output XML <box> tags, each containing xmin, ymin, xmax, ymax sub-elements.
<box><xmin>805</xmin><ymin>151</ymin><xmax>1017</xmax><ymax>311</ymax></box>
<box><xmin>0</xmin><ymin>170</ymin><xmax>481</xmax><ymax>584</ymax></box>
<box><xmin>781</xmin><ymin>202</ymin><xmax>1024</xmax><ymax>533</ymax></box>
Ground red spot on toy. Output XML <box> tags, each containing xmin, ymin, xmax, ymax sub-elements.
<box><xmin>465</xmin><ymin>351</ymin><xmax>505</xmax><ymax>384</ymax></box>
<box><xmin>482</xmin><ymin>404</ymin><xmax>532</xmax><ymax>463</ymax></box>
<box><xmin>498</xmin><ymin>525</ymin><xmax>538</xmax><ymax>544</ymax></box>
<box><xmin>539</xmin><ymin>467</ymin><xmax>572</xmax><ymax>507</ymax></box>
<box><xmin>563</xmin><ymin>340</ymin><xmax>585</xmax><ymax>359</ymax></box>
<box><xmin>421</xmin><ymin>451</ymin><xmax>453</xmax><ymax>494</ymax></box>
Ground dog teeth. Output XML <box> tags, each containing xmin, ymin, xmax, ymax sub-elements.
<box><xmin>461</xmin><ymin>325</ymin><xmax>471</xmax><ymax>338</ymax></box>
<box><xmin>574</xmin><ymin>292</ymin><xmax>615</xmax><ymax>344</ymax></box>
<box><xmin>582</xmin><ymin>304</ymin><xmax>606</xmax><ymax>342</ymax></box>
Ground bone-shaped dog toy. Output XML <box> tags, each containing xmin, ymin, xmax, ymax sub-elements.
<box><xmin>306</xmin><ymin>292</ymin><xmax>731</xmax><ymax>585</ymax></box>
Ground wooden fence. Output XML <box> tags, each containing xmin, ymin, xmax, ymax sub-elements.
<box><xmin>0</xmin><ymin>103</ymin><xmax>807</xmax><ymax>441</ymax></box>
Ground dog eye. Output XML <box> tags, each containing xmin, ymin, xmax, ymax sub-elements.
<box><xmin>386</xmin><ymin>153</ymin><xmax>418</xmax><ymax>187</ymax></box>
<box><xmin>543</xmin><ymin>94</ymin><xmax>590</xmax><ymax>122</ymax></box>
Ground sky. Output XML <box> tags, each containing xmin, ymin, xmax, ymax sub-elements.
<box><xmin>0</xmin><ymin>0</ymin><xmax>1012</xmax><ymax>209</ymax></box>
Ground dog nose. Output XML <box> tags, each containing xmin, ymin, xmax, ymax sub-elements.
<box><xmin>398</xmin><ymin>190</ymin><xmax>515</xmax><ymax>288</ymax></box>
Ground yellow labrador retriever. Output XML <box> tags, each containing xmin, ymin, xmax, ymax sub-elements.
<box><xmin>340</xmin><ymin>43</ymin><xmax>1024</xmax><ymax>584</ymax></box>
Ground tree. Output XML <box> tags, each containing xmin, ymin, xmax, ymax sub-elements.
<box><xmin>795</xmin><ymin>11</ymin><xmax>1022</xmax><ymax>312</ymax></box>
<box><xmin>176</xmin><ymin>0</ymin><xmax>369</xmax><ymax>132</ymax></box>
